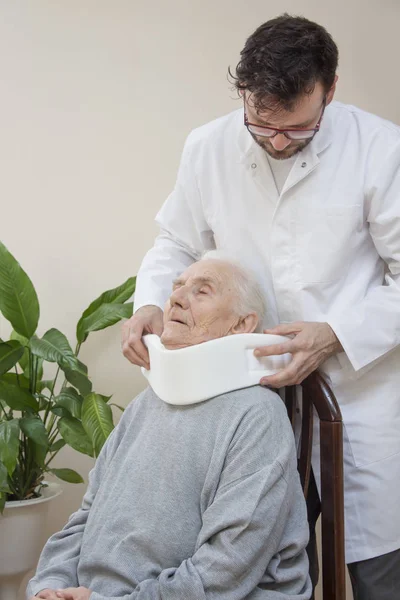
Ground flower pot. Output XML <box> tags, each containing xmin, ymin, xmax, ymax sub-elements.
<box><xmin>0</xmin><ymin>482</ymin><xmax>62</xmax><ymax>600</ymax></box>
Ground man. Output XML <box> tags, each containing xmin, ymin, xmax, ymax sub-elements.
<box><xmin>122</xmin><ymin>14</ymin><xmax>400</xmax><ymax>600</ymax></box>
<box><xmin>27</xmin><ymin>256</ymin><xmax>312</xmax><ymax>600</ymax></box>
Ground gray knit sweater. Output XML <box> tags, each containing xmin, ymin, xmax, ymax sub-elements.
<box><xmin>27</xmin><ymin>385</ymin><xmax>311</xmax><ymax>600</ymax></box>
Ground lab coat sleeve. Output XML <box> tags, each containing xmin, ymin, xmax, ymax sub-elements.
<box><xmin>89</xmin><ymin>401</ymin><xmax>311</xmax><ymax>600</ymax></box>
<box><xmin>133</xmin><ymin>134</ymin><xmax>215</xmax><ymax>312</ymax></box>
<box><xmin>328</xmin><ymin>140</ymin><xmax>400</xmax><ymax>371</ymax></box>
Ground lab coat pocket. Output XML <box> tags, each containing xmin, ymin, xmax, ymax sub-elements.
<box><xmin>334</xmin><ymin>371</ymin><xmax>400</xmax><ymax>468</ymax></box>
<box><xmin>296</xmin><ymin>204</ymin><xmax>362</xmax><ymax>284</ymax></box>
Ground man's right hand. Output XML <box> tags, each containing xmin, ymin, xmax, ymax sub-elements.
<box><xmin>121</xmin><ymin>305</ymin><xmax>164</xmax><ymax>369</ymax></box>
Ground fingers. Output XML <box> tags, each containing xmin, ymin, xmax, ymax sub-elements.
<box><xmin>150</xmin><ymin>315</ymin><xmax>164</xmax><ymax>337</ymax></box>
<box><xmin>55</xmin><ymin>589</ymin><xmax>78</xmax><ymax>600</ymax></box>
<box><xmin>55</xmin><ymin>591</ymin><xmax>72</xmax><ymax>599</ymax></box>
<box><xmin>263</xmin><ymin>322</ymin><xmax>303</xmax><ymax>336</ymax></box>
<box><xmin>260</xmin><ymin>366</ymin><xmax>298</xmax><ymax>388</ymax></box>
<box><xmin>35</xmin><ymin>590</ymin><xmax>59</xmax><ymax>599</ymax></box>
<box><xmin>121</xmin><ymin>318</ymin><xmax>150</xmax><ymax>369</ymax></box>
<box><xmin>121</xmin><ymin>306</ymin><xmax>164</xmax><ymax>369</ymax></box>
<box><xmin>260</xmin><ymin>356</ymin><xmax>314</xmax><ymax>388</ymax></box>
<box><xmin>56</xmin><ymin>588</ymin><xmax>91</xmax><ymax>600</ymax></box>
<box><xmin>254</xmin><ymin>340</ymin><xmax>294</xmax><ymax>357</ymax></box>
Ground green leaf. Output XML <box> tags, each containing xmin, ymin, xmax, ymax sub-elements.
<box><xmin>76</xmin><ymin>277</ymin><xmax>136</xmax><ymax>343</ymax></box>
<box><xmin>38</xmin><ymin>396</ymin><xmax>50</xmax><ymax>411</ymax></box>
<box><xmin>54</xmin><ymin>388</ymin><xmax>83</xmax><ymax>419</ymax></box>
<box><xmin>62</xmin><ymin>366</ymin><xmax>92</xmax><ymax>396</ymax></box>
<box><xmin>9</xmin><ymin>330</ymin><xmax>28</xmax><ymax>345</ymax></box>
<box><xmin>49</xmin><ymin>468</ymin><xmax>84</xmax><ymax>484</ymax></box>
<box><xmin>50</xmin><ymin>438</ymin><xmax>66</xmax><ymax>452</ymax></box>
<box><xmin>0</xmin><ymin>240</ymin><xmax>40</xmax><ymax>338</ymax></box>
<box><xmin>58</xmin><ymin>416</ymin><xmax>94</xmax><ymax>457</ymax></box>
<box><xmin>77</xmin><ymin>302</ymin><xmax>133</xmax><ymax>344</ymax></box>
<box><xmin>109</xmin><ymin>402</ymin><xmax>125</xmax><ymax>412</ymax></box>
<box><xmin>51</xmin><ymin>406</ymin><xmax>70</xmax><ymax>418</ymax></box>
<box><xmin>0</xmin><ymin>419</ymin><xmax>20</xmax><ymax>476</ymax></box>
<box><xmin>9</xmin><ymin>331</ymin><xmax>45</xmax><ymax>384</ymax></box>
<box><xmin>94</xmin><ymin>393</ymin><xmax>112</xmax><ymax>404</ymax></box>
<box><xmin>26</xmin><ymin>356</ymin><xmax>44</xmax><ymax>383</ymax></box>
<box><xmin>82</xmin><ymin>393</ymin><xmax>114</xmax><ymax>457</ymax></box>
<box><xmin>37</xmin><ymin>379</ymin><xmax>54</xmax><ymax>392</ymax></box>
<box><xmin>20</xmin><ymin>416</ymin><xmax>49</xmax><ymax>447</ymax></box>
<box><xmin>1</xmin><ymin>372</ymin><xmax>31</xmax><ymax>389</ymax></box>
<box><xmin>10</xmin><ymin>330</ymin><xmax>30</xmax><ymax>372</ymax></box>
<box><xmin>0</xmin><ymin>492</ymin><xmax>6</xmax><ymax>513</ymax></box>
<box><xmin>30</xmin><ymin>329</ymin><xmax>76</xmax><ymax>369</ymax></box>
<box><xmin>31</xmin><ymin>438</ymin><xmax>48</xmax><ymax>466</ymax></box>
<box><xmin>0</xmin><ymin>380</ymin><xmax>39</xmax><ymax>412</ymax></box>
<box><xmin>0</xmin><ymin>461</ymin><xmax>11</xmax><ymax>494</ymax></box>
<box><xmin>0</xmin><ymin>341</ymin><xmax>25</xmax><ymax>377</ymax></box>
<box><xmin>31</xmin><ymin>331</ymin><xmax>91</xmax><ymax>396</ymax></box>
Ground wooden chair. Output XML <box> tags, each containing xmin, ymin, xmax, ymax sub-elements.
<box><xmin>284</xmin><ymin>371</ymin><xmax>346</xmax><ymax>600</ymax></box>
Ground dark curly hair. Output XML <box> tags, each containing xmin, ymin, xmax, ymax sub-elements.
<box><xmin>229</xmin><ymin>14</ymin><xmax>338</xmax><ymax>112</ymax></box>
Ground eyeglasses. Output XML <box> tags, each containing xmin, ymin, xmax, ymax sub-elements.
<box><xmin>244</xmin><ymin>98</ymin><xmax>326</xmax><ymax>141</ymax></box>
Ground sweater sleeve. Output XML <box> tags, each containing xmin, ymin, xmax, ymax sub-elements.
<box><xmin>90</xmin><ymin>400</ymin><xmax>311</xmax><ymax>600</ymax></box>
<box><xmin>26</xmin><ymin>406</ymin><xmax>131</xmax><ymax>599</ymax></box>
<box><xmin>133</xmin><ymin>133</ymin><xmax>215</xmax><ymax>313</ymax></box>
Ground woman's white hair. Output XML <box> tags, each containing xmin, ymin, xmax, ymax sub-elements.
<box><xmin>201</xmin><ymin>249</ymin><xmax>267</xmax><ymax>332</ymax></box>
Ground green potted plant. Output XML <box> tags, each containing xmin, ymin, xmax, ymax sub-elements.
<box><xmin>0</xmin><ymin>240</ymin><xmax>135</xmax><ymax>600</ymax></box>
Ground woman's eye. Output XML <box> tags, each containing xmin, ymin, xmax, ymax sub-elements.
<box><xmin>198</xmin><ymin>288</ymin><xmax>208</xmax><ymax>295</ymax></box>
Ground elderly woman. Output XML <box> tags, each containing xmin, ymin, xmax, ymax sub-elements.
<box><xmin>27</xmin><ymin>255</ymin><xmax>312</xmax><ymax>600</ymax></box>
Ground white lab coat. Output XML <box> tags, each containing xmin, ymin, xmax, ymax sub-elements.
<box><xmin>134</xmin><ymin>101</ymin><xmax>400</xmax><ymax>563</ymax></box>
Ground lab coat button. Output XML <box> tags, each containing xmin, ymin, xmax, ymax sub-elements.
<box><xmin>251</xmin><ymin>163</ymin><xmax>257</xmax><ymax>169</ymax></box>
<box><xmin>301</xmin><ymin>162</ymin><xmax>307</xmax><ymax>168</ymax></box>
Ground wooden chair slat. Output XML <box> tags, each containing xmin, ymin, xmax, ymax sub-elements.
<box><xmin>285</xmin><ymin>371</ymin><xmax>346</xmax><ymax>600</ymax></box>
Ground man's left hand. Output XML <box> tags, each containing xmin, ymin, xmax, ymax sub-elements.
<box><xmin>255</xmin><ymin>321</ymin><xmax>343</xmax><ymax>388</ymax></box>
<box><xmin>55</xmin><ymin>588</ymin><xmax>92</xmax><ymax>600</ymax></box>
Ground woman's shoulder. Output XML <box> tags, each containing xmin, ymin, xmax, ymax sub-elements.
<box><xmin>217</xmin><ymin>385</ymin><xmax>287</xmax><ymax>417</ymax></box>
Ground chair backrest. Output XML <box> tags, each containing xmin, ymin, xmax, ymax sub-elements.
<box><xmin>285</xmin><ymin>371</ymin><xmax>346</xmax><ymax>600</ymax></box>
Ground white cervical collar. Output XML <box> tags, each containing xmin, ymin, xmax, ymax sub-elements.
<box><xmin>141</xmin><ymin>333</ymin><xmax>291</xmax><ymax>405</ymax></box>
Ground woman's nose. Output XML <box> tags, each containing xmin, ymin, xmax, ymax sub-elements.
<box><xmin>170</xmin><ymin>287</ymin><xmax>189</xmax><ymax>308</ymax></box>
<box><xmin>270</xmin><ymin>133</ymin><xmax>292</xmax><ymax>151</ymax></box>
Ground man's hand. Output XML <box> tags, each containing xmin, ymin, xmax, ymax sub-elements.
<box><xmin>255</xmin><ymin>321</ymin><xmax>343</xmax><ymax>388</ymax></box>
<box><xmin>55</xmin><ymin>587</ymin><xmax>91</xmax><ymax>600</ymax></box>
<box><xmin>121</xmin><ymin>305</ymin><xmax>164</xmax><ymax>369</ymax></box>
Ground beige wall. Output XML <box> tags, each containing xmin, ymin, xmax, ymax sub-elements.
<box><xmin>0</xmin><ymin>1</ymin><xmax>398</xmax><ymax>599</ymax></box>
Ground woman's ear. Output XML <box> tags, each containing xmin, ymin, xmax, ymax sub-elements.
<box><xmin>230</xmin><ymin>313</ymin><xmax>259</xmax><ymax>335</ymax></box>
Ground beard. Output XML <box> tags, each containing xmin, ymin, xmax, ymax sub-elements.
<box><xmin>251</xmin><ymin>133</ymin><xmax>313</xmax><ymax>160</ymax></box>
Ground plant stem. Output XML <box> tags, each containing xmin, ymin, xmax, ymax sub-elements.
<box><xmin>44</xmin><ymin>448</ymin><xmax>62</xmax><ymax>469</ymax></box>
<box><xmin>14</xmin><ymin>366</ymin><xmax>21</xmax><ymax>387</ymax></box>
<box><xmin>47</xmin><ymin>413</ymin><xmax>58</xmax><ymax>440</ymax></box>
<box><xmin>49</xmin><ymin>367</ymin><xmax>60</xmax><ymax>402</ymax></box>
<box><xmin>0</xmin><ymin>399</ymin><xmax>11</xmax><ymax>420</ymax></box>
<box><xmin>32</xmin><ymin>355</ymin><xmax>38</xmax><ymax>395</ymax></box>
<box><xmin>7</xmin><ymin>476</ymin><xmax>18</xmax><ymax>498</ymax></box>
<box><xmin>29</xmin><ymin>349</ymin><xmax>34</xmax><ymax>394</ymax></box>
<box><xmin>43</xmin><ymin>366</ymin><xmax>60</xmax><ymax>426</ymax></box>
<box><xmin>48</xmin><ymin>430</ymin><xmax>59</xmax><ymax>446</ymax></box>
<box><xmin>60</xmin><ymin>378</ymin><xmax>68</xmax><ymax>392</ymax></box>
